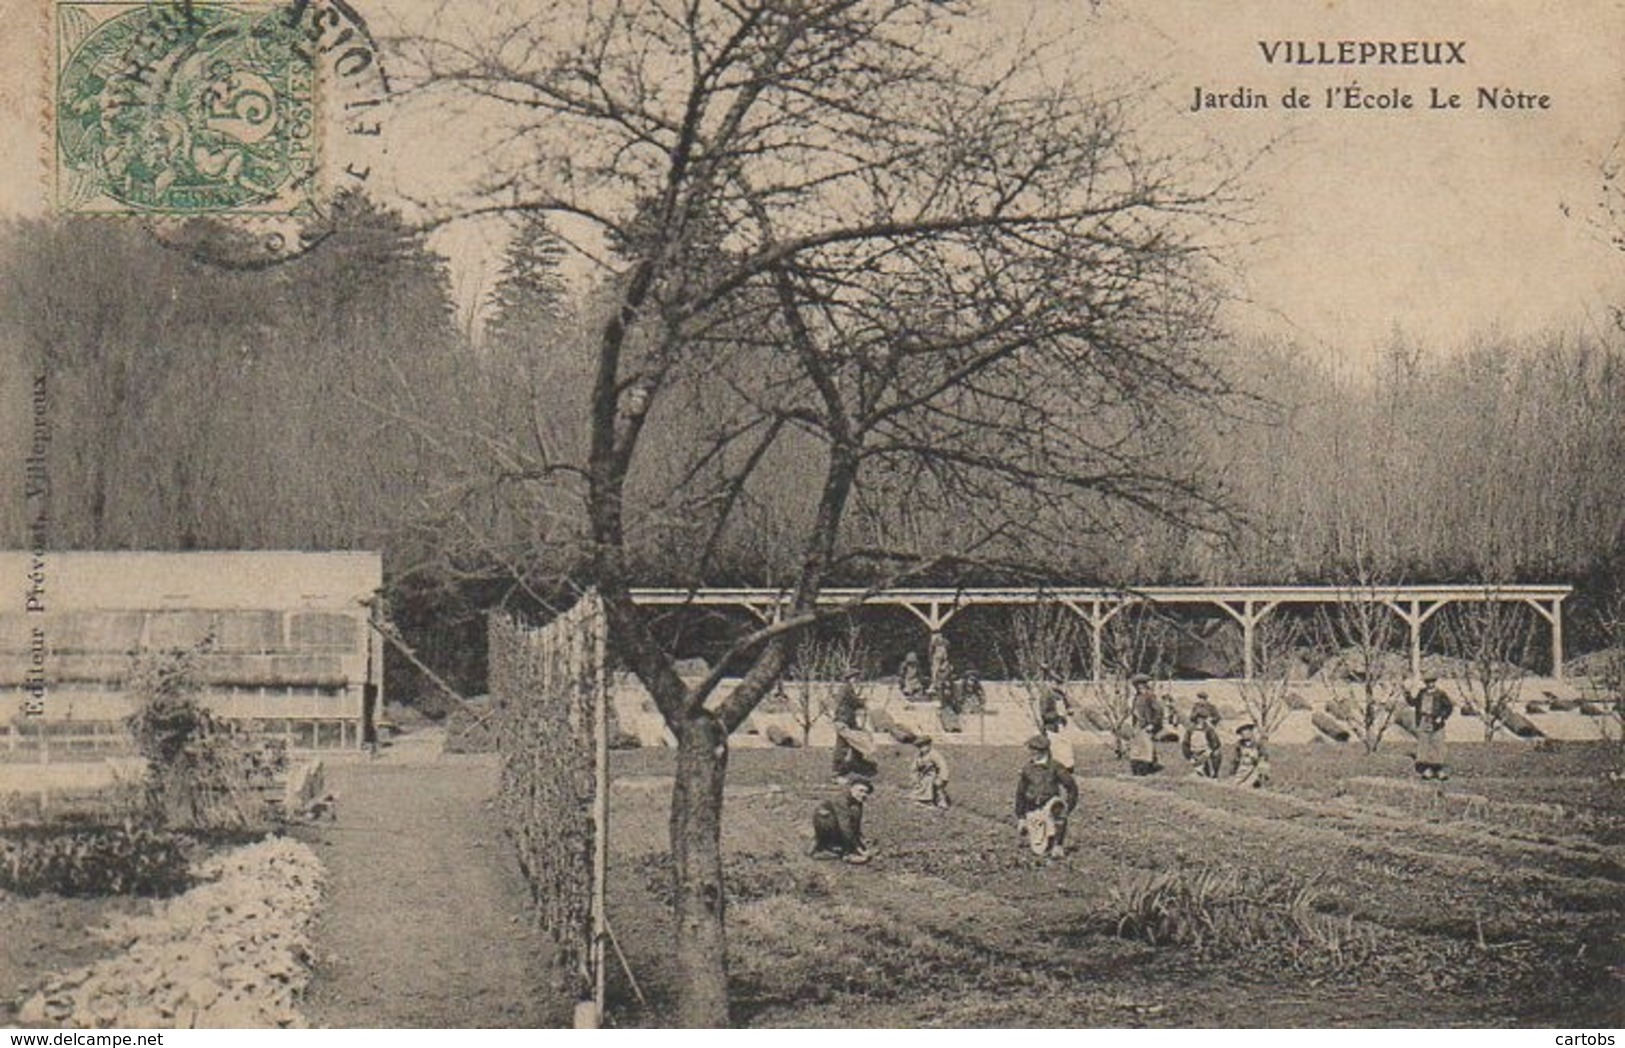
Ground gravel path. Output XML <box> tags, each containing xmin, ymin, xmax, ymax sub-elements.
<box><xmin>300</xmin><ymin>733</ymin><xmax>568</xmax><ymax>1028</ymax></box>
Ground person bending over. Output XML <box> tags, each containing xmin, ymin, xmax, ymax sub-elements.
<box><xmin>812</xmin><ymin>778</ymin><xmax>875</xmax><ymax>863</ymax></box>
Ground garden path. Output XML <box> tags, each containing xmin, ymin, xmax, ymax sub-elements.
<box><xmin>300</xmin><ymin>731</ymin><xmax>569</xmax><ymax>1028</ymax></box>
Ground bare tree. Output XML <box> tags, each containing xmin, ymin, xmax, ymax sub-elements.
<box><xmin>1314</xmin><ymin>575</ymin><xmax>1408</xmax><ymax>754</ymax></box>
<box><xmin>1235</xmin><ymin>618</ymin><xmax>1304</xmax><ymax>743</ymax></box>
<box><xmin>1581</xmin><ymin>594</ymin><xmax>1625</xmax><ymax>770</ymax></box>
<box><xmin>1438</xmin><ymin>598</ymin><xmax>1538</xmax><ymax>742</ymax></box>
<box><xmin>1009</xmin><ymin>601</ymin><xmax>1081</xmax><ymax>731</ymax></box>
<box><xmin>784</xmin><ymin>627</ymin><xmax>866</xmax><ymax>746</ymax></box>
<box><xmin>404</xmin><ymin>0</ymin><xmax>1234</xmax><ymax>1023</ymax></box>
<box><xmin>1565</xmin><ymin>133</ymin><xmax>1625</xmax><ymax>333</ymax></box>
<box><xmin>1085</xmin><ymin>602</ymin><xmax>1177</xmax><ymax>758</ymax></box>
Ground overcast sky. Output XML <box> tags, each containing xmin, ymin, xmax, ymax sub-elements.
<box><xmin>4</xmin><ymin>0</ymin><xmax>1622</xmax><ymax>366</ymax></box>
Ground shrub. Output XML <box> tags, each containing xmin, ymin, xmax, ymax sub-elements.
<box><xmin>1094</xmin><ymin>866</ymin><xmax>1374</xmax><ymax>973</ymax></box>
<box><xmin>125</xmin><ymin>641</ymin><xmax>287</xmax><ymax>829</ymax></box>
<box><xmin>0</xmin><ymin>826</ymin><xmax>192</xmax><ymax>897</ymax></box>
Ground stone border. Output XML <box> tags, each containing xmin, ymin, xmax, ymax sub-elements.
<box><xmin>17</xmin><ymin>836</ymin><xmax>324</xmax><ymax>1028</ymax></box>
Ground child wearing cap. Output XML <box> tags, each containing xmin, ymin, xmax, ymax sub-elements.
<box><xmin>811</xmin><ymin>778</ymin><xmax>875</xmax><ymax>863</ymax></box>
<box><xmin>1232</xmin><ymin>722</ymin><xmax>1271</xmax><ymax>788</ymax></box>
<box><xmin>1189</xmin><ymin>690</ymin><xmax>1221</xmax><ymax>728</ymax></box>
<box><xmin>1015</xmin><ymin>735</ymin><xmax>1078</xmax><ymax>857</ymax></box>
<box><xmin>909</xmin><ymin>735</ymin><xmax>952</xmax><ymax>808</ymax></box>
<box><xmin>1182</xmin><ymin>708</ymin><xmax>1222</xmax><ymax>779</ymax></box>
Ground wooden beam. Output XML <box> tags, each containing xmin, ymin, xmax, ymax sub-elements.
<box><xmin>1214</xmin><ymin>599</ymin><xmax>1278</xmax><ymax>680</ymax></box>
<box><xmin>899</xmin><ymin>600</ymin><xmax>961</xmax><ymax>632</ymax></box>
<box><xmin>629</xmin><ymin>583</ymin><xmax>1574</xmax><ymax>608</ymax></box>
<box><xmin>1060</xmin><ymin>597</ymin><xmax>1129</xmax><ymax>681</ymax></box>
<box><xmin>625</xmin><ymin>584</ymin><xmax>1574</xmax><ymax>681</ymax></box>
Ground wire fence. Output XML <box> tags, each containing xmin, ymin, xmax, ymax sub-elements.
<box><xmin>490</xmin><ymin>591</ymin><xmax>607</xmax><ymax>1004</ymax></box>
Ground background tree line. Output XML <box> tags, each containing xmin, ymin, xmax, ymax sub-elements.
<box><xmin>2</xmin><ymin>206</ymin><xmax>1623</xmax><ymax>694</ymax></box>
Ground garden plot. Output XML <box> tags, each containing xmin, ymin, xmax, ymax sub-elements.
<box><xmin>603</xmin><ymin>742</ymin><xmax>1623</xmax><ymax>1028</ymax></box>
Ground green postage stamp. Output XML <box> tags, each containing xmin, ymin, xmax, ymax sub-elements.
<box><xmin>55</xmin><ymin>3</ymin><xmax>317</xmax><ymax>216</ymax></box>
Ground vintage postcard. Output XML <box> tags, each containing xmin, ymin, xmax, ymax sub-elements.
<box><xmin>0</xmin><ymin>0</ymin><xmax>1621</xmax><ymax>1034</ymax></box>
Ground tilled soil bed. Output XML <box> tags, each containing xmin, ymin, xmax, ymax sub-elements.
<box><xmin>605</xmin><ymin>741</ymin><xmax>1623</xmax><ymax>1027</ymax></box>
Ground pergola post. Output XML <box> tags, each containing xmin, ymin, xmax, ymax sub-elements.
<box><xmin>1090</xmin><ymin>604</ymin><xmax>1105</xmax><ymax>682</ymax></box>
<box><xmin>1523</xmin><ymin>597</ymin><xmax>1566</xmax><ymax>680</ymax></box>
<box><xmin>1409</xmin><ymin>600</ymin><xmax>1422</xmax><ymax>681</ymax></box>
<box><xmin>1061</xmin><ymin>598</ymin><xmax>1121</xmax><ymax>682</ymax></box>
<box><xmin>1554</xmin><ymin>600</ymin><xmax>1565</xmax><ymax>680</ymax></box>
<box><xmin>900</xmin><ymin>601</ymin><xmax>961</xmax><ymax>686</ymax></box>
<box><xmin>1385</xmin><ymin>598</ymin><xmax>1448</xmax><ymax>681</ymax></box>
<box><xmin>1217</xmin><ymin>600</ymin><xmax>1277</xmax><ymax>681</ymax></box>
<box><xmin>1243</xmin><ymin>602</ymin><xmax>1255</xmax><ymax>680</ymax></box>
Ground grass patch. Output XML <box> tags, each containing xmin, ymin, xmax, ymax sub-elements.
<box><xmin>1336</xmin><ymin>777</ymin><xmax>1596</xmax><ymax>839</ymax></box>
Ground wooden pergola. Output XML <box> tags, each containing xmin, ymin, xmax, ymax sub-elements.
<box><xmin>628</xmin><ymin>584</ymin><xmax>1573</xmax><ymax>681</ymax></box>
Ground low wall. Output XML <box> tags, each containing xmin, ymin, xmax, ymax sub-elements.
<box><xmin>610</xmin><ymin>674</ymin><xmax>1609</xmax><ymax>748</ymax></box>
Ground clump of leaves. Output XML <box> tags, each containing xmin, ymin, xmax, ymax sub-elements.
<box><xmin>1093</xmin><ymin>865</ymin><xmax>1374</xmax><ymax>974</ymax></box>
<box><xmin>0</xmin><ymin>826</ymin><xmax>192</xmax><ymax>896</ymax></box>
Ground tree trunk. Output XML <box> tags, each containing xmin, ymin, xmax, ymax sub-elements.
<box><xmin>669</xmin><ymin>711</ymin><xmax>730</xmax><ymax>1027</ymax></box>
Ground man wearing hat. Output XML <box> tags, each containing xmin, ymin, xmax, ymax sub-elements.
<box><xmin>1232</xmin><ymin>722</ymin><xmax>1271</xmax><ymax>787</ymax></box>
<box><xmin>1182</xmin><ymin>706</ymin><xmax>1222</xmax><ymax>779</ymax></box>
<box><xmin>1408</xmin><ymin>674</ymin><xmax>1455</xmax><ymax>780</ymax></box>
<box><xmin>909</xmin><ymin>735</ymin><xmax>951</xmax><ymax>808</ymax></box>
<box><xmin>1015</xmin><ymin>734</ymin><xmax>1078</xmax><ymax>857</ymax></box>
<box><xmin>1128</xmin><ymin>673</ymin><xmax>1164</xmax><ymax>775</ymax></box>
<box><xmin>1042</xmin><ymin>711</ymin><xmax>1076</xmax><ymax>773</ymax></box>
<box><xmin>831</xmin><ymin>667</ymin><xmax>877</xmax><ymax>781</ymax></box>
<box><xmin>1190</xmin><ymin>690</ymin><xmax>1221</xmax><ymax>728</ymax></box>
<box><xmin>811</xmin><ymin>777</ymin><xmax>875</xmax><ymax>863</ymax></box>
<box><xmin>958</xmin><ymin>669</ymin><xmax>986</xmax><ymax>714</ymax></box>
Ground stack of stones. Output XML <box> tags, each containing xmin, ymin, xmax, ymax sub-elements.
<box><xmin>17</xmin><ymin>837</ymin><xmax>324</xmax><ymax>1029</ymax></box>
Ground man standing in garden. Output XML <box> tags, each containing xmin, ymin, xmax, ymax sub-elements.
<box><xmin>929</xmin><ymin>632</ymin><xmax>951</xmax><ymax>703</ymax></box>
<box><xmin>1182</xmin><ymin>707</ymin><xmax>1222</xmax><ymax>779</ymax></box>
<box><xmin>831</xmin><ymin>669</ymin><xmax>876</xmax><ymax>781</ymax></box>
<box><xmin>899</xmin><ymin>651</ymin><xmax>924</xmax><ymax>700</ymax></box>
<box><xmin>957</xmin><ymin>669</ymin><xmax>986</xmax><ymax>714</ymax></box>
<box><xmin>1043</xmin><ymin>713</ymin><xmax>1076</xmax><ymax>773</ymax></box>
<box><xmin>1409</xmin><ymin>674</ymin><xmax>1455</xmax><ymax>780</ymax></box>
<box><xmin>938</xmin><ymin>668</ymin><xmax>964</xmax><ymax>733</ymax></box>
<box><xmin>1128</xmin><ymin>673</ymin><xmax>1163</xmax><ymax>775</ymax></box>
<box><xmin>1039</xmin><ymin>679</ymin><xmax>1071</xmax><ymax>729</ymax></box>
<box><xmin>1189</xmin><ymin>690</ymin><xmax>1221</xmax><ymax>728</ymax></box>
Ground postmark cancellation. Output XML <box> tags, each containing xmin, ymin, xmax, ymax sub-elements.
<box><xmin>54</xmin><ymin>2</ymin><xmax>317</xmax><ymax>217</ymax></box>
